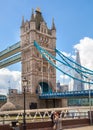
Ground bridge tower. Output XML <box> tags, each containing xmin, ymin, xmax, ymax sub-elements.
<box><xmin>20</xmin><ymin>8</ymin><xmax>56</xmax><ymax>107</ymax></box>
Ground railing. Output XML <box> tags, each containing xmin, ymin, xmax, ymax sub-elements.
<box><xmin>0</xmin><ymin>106</ymin><xmax>92</xmax><ymax>125</ymax></box>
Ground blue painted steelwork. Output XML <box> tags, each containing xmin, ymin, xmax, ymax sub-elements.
<box><xmin>34</xmin><ymin>41</ymin><xmax>93</xmax><ymax>84</ymax></box>
<box><xmin>56</xmin><ymin>48</ymin><xmax>93</xmax><ymax>75</ymax></box>
<box><xmin>39</xmin><ymin>90</ymin><xmax>93</xmax><ymax>99</ymax></box>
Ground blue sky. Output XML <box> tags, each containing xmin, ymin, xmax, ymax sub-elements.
<box><xmin>0</xmin><ymin>0</ymin><xmax>93</xmax><ymax>52</ymax></box>
<box><xmin>0</xmin><ymin>0</ymin><xmax>93</xmax><ymax>94</ymax></box>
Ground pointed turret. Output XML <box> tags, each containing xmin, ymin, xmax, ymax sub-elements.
<box><xmin>51</xmin><ymin>18</ymin><xmax>56</xmax><ymax>38</ymax></box>
<box><xmin>30</xmin><ymin>8</ymin><xmax>36</xmax><ymax>30</ymax></box>
<box><xmin>51</xmin><ymin>18</ymin><xmax>56</xmax><ymax>30</ymax></box>
<box><xmin>21</xmin><ymin>16</ymin><xmax>25</xmax><ymax>27</ymax></box>
<box><xmin>20</xmin><ymin>16</ymin><xmax>25</xmax><ymax>35</ymax></box>
<box><xmin>30</xmin><ymin>8</ymin><xmax>35</xmax><ymax>21</ymax></box>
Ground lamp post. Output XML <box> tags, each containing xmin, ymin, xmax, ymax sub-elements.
<box><xmin>22</xmin><ymin>77</ymin><xmax>28</xmax><ymax>130</ymax></box>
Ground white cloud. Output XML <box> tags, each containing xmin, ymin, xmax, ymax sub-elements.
<box><xmin>74</xmin><ymin>37</ymin><xmax>93</xmax><ymax>70</ymax></box>
<box><xmin>59</xmin><ymin>37</ymin><xmax>93</xmax><ymax>89</ymax></box>
<box><xmin>60</xmin><ymin>74</ymin><xmax>69</xmax><ymax>80</ymax></box>
<box><xmin>0</xmin><ymin>68</ymin><xmax>21</xmax><ymax>95</ymax></box>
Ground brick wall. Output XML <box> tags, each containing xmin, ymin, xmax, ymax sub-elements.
<box><xmin>0</xmin><ymin>125</ymin><xmax>13</xmax><ymax>130</ymax></box>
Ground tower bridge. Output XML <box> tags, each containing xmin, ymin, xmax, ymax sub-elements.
<box><xmin>0</xmin><ymin>8</ymin><xmax>93</xmax><ymax>109</ymax></box>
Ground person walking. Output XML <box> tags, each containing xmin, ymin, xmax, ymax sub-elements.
<box><xmin>52</xmin><ymin>112</ymin><xmax>62</xmax><ymax>130</ymax></box>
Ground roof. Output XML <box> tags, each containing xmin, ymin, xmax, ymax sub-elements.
<box><xmin>0</xmin><ymin>101</ymin><xmax>16</xmax><ymax>111</ymax></box>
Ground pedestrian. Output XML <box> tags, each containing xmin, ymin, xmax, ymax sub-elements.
<box><xmin>52</xmin><ymin>112</ymin><xmax>62</xmax><ymax>130</ymax></box>
<box><xmin>72</xmin><ymin>112</ymin><xmax>75</xmax><ymax>118</ymax></box>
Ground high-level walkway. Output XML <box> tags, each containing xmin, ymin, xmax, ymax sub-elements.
<box><xmin>0</xmin><ymin>42</ymin><xmax>21</xmax><ymax>68</ymax></box>
<box><xmin>0</xmin><ymin>41</ymin><xmax>20</xmax><ymax>60</ymax></box>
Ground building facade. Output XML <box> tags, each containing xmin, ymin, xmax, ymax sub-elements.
<box><xmin>73</xmin><ymin>50</ymin><xmax>84</xmax><ymax>91</ymax></box>
<box><xmin>56</xmin><ymin>81</ymin><xmax>68</xmax><ymax>92</ymax></box>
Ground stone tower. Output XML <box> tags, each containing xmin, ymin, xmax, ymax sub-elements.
<box><xmin>73</xmin><ymin>50</ymin><xmax>84</xmax><ymax>91</ymax></box>
<box><xmin>20</xmin><ymin>8</ymin><xmax>56</xmax><ymax>96</ymax></box>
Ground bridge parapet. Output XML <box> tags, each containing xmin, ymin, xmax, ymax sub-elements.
<box><xmin>0</xmin><ymin>106</ymin><xmax>92</xmax><ymax>125</ymax></box>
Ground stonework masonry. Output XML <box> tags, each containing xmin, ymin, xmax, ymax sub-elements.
<box><xmin>9</xmin><ymin>93</ymin><xmax>39</xmax><ymax>109</ymax></box>
<box><xmin>9</xmin><ymin>92</ymin><xmax>64</xmax><ymax>109</ymax></box>
<box><xmin>20</xmin><ymin>8</ymin><xmax>56</xmax><ymax>94</ymax></box>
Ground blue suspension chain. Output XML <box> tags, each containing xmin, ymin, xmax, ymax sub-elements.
<box><xmin>56</xmin><ymin>50</ymin><xmax>90</xmax><ymax>79</ymax></box>
<box><xmin>56</xmin><ymin>48</ymin><xmax>93</xmax><ymax>74</ymax></box>
<box><xmin>34</xmin><ymin>41</ymin><xmax>93</xmax><ymax>84</ymax></box>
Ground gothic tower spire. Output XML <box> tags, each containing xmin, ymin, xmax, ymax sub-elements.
<box><xmin>30</xmin><ymin>8</ymin><xmax>35</xmax><ymax>21</ymax></box>
<box><xmin>51</xmin><ymin>18</ymin><xmax>56</xmax><ymax>30</ymax></box>
<box><xmin>21</xmin><ymin>16</ymin><xmax>24</xmax><ymax>27</ymax></box>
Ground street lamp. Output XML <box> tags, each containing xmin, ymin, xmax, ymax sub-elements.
<box><xmin>22</xmin><ymin>77</ymin><xmax>28</xmax><ymax>130</ymax></box>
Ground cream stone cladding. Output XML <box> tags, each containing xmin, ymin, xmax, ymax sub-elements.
<box><xmin>9</xmin><ymin>93</ymin><xmax>39</xmax><ymax>109</ymax></box>
<box><xmin>20</xmin><ymin>8</ymin><xmax>56</xmax><ymax>94</ymax></box>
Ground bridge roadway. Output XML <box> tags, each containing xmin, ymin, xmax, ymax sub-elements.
<box><xmin>39</xmin><ymin>90</ymin><xmax>93</xmax><ymax>99</ymax></box>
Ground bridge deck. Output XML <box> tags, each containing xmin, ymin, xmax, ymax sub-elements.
<box><xmin>39</xmin><ymin>90</ymin><xmax>93</xmax><ymax>99</ymax></box>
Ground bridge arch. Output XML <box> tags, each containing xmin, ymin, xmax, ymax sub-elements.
<box><xmin>35</xmin><ymin>79</ymin><xmax>53</xmax><ymax>94</ymax></box>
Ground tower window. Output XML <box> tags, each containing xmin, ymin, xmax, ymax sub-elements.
<box><xmin>44</xmin><ymin>29</ymin><xmax>46</xmax><ymax>33</ymax></box>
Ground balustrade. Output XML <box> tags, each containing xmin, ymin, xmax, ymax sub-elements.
<box><xmin>0</xmin><ymin>106</ymin><xmax>92</xmax><ymax>125</ymax></box>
